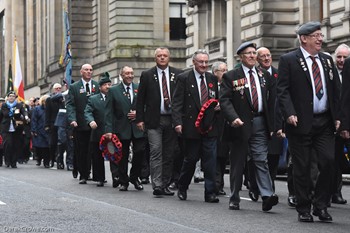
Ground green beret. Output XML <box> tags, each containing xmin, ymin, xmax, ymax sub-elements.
<box><xmin>99</xmin><ymin>72</ymin><xmax>111</xmax><ymax>85</ymax></box>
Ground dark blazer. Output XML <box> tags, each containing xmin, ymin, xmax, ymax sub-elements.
<box><xmin>84</xmin><ymin>93</ymin><xmax>107</xmax><ymax>142</ymax></box>
<box><xmin>340</xmin><ymin>57</ymin><xmax>350</xmax><ymax>130</ymax></box>
<box><xmin>172</xmin><ymin>69</ymin><xmax>219</xmax><ymax>139</ymax></box>
<box><xmin>45</xmin><ymin>94</ymin><xmax>65</xmax><ymax>128</ymax></box>
<box><xmin>31</xmin><ymin>105</ymin><xmax>49</xmax><ymax>148</ymax></box>
<box><xmin>66</xmin><ymin>79</ymin><xmax>100</xmax><ymax>131</ymax></box>
<box><xmin>220</xmin><ymin>65</ymin><xmax>275</xmax><ymax>141</ymax></box>
<box><xmin>105</xmin><ymin>82</ymin><xmax>144</xmax><ymax>140</ymax></box>
<box><xmin>135</xmin><ymin>66</ymin><xmax>183</xmax><ymax>129</ymax></box>
<box><xmin>0</xmin><ymin>101</ymin><xmax>28</xmax><ymax>133</ymax></box>
<box><xmin>277</xmin><ymin>48</ymin><xmax>340</xmax><ymax>135</ymax></box>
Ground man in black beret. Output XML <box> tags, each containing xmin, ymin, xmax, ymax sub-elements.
<box><xmin>220</xmin><ymin>41</ymin><xmax>278</xmax><ymax>211</ymax></box>
<box><xmin>277</xmin><ymin>21</ymin><xmax>340</xmax><ymax>222</ymax></box>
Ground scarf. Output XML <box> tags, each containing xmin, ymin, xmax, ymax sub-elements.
<box><xmin>6</xmin><ymin>100</ymin><xmax>17</xmax><ymax>117</ymax></box>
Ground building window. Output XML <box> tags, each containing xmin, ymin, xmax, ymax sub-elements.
<box><xmin>169</xmin><ymin>2</ymin><xmax>186</xmax><ymax>40</ymax></box>
<box><xmin>0</xmin><ymin>10</ymin><xmax>5</xmax><ymax>95</ymax></box>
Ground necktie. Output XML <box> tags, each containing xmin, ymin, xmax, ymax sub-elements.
<box><xmin>86</xmin><ymin>83</ymin><xmax>90</xmax><ymax>95</ymax></box>
<box><xmin>162</xmin><ymin>71</ymin><xmax>170</xmax><ymax>110</ymax></box>
<box><xmin>310</xmin><ymin>56</ymin><xmax>323</xmax><ymax>100</ymax></box>
<box><xmin>200</xmin><ymin>75</ymin><xmax>208</xmax><ymax>105</ymax></box>
<box><xmin>126</xmin><ymin>86</ymin><xmax>131</xmax><ymax>103</ymax></box>
<box><xmin>249</xmin><ymin>69</ymin><xmax>258</xmax><ymax>112</ymax></box>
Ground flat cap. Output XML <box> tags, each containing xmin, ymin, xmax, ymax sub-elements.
<box><xmin>297</xmin><ymin>21</ymin><xmax>321</xmax><ymax>35</ymax></box>
<box><xmin>236</xmin><ymin>41</ymin><xmax>257</xmax><ymax>55</ymax></box>
<box><xmin>0</xmin><ymin>97</ymin><xmax>5</xmax><ymax>102</ymax></box>
<box><xmin>99</xmin><ymin>72</ymin><xmax>111</xmax><ymax>86</ymax></box>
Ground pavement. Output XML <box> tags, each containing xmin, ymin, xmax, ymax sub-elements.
<box><xmin>1</xmin><ymin>160</ymin><xmax>350</xmax><ymax>233</ymax></box>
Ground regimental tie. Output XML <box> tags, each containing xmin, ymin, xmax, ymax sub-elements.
<box><xmin>249</xmin><ymin>69</ymin><xmax>258</xmax><ymax>112</ymax></box>
<box><xmin>310</xmin><ymin>56</ymin><xmax>324</xmax><ymax>100</ymax></box>
<box><xmin>200</xmin><ymin>75</ymin><xmax>208</xmax><ymax>105</ymax></box>
<box><xmin>86</xmin><ymin>83</ymin><xmax>90</xmax><ymax>95</ymax></box>
<box><xmin>126</xmin><ymin>86</ymin><xmax>131</xmax><ymax>103</ymax></box>
<box><xmin>162</xmin><ymin>71</ymin><xmax>171</xmax><ymax>110</ymax></box>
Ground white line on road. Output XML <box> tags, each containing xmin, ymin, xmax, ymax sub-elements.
<box><xmin>0</xmin><ymin>200</ymin><xmax>6</xmax><ymax>205</ymax></box>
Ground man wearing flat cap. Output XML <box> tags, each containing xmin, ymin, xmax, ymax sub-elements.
<box><xmin>277</xmin><ymin>21</ymin><xmax>340</xmax><ymax>222</ymax></box>
<box><xmin>104</xmin><ymin>66</ymin><xmax>146</xmax><ymax>191</ymax></box>
<box><xmin>220</xmin><ymin>41</ymin><xmax>278</xmax><ymax>211</ymax></box>
<box><xmin>84</xmin><ymin>72</ymin><xmax>111</xmax><ymax>187</ymax></box>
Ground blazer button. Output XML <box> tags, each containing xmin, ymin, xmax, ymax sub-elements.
<box><xmin>190</xmin><ymin>116</ymin><xmax>192</xmax><ymax>119</ymax></box>
<box><xmin>189</xmin><ymin>105</ymin><xmax>191</xmax><ymax>108</ymax></box>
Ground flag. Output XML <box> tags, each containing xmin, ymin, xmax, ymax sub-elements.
<box><xmin>59</xmin><ymin>0</ymin><xmax>72</xmax><ymax>87</ymax></box>
<box><xmin>13</xmin><ymin>38</ymin><xmax>25</xmax><ymax>102</ymax></box>
<box><xmin>7</xmin><ymin>60</ymin><xmax>14</xmax><ymax>93</ymax></box>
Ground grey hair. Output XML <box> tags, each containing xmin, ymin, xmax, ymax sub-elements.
<box><xmin>192</xmin><ymin>49</ymin><xmax>209</xmax><ymax>61</ymax></box>
<box><xmin>334</xmin><ymin>43</ymin><xmax>350</xmax><ymax>56</ymax></box>
<box><xmin>211</xmin><ymin>61</ymin><xmax>226</xmax><ymax>73</ymax></box>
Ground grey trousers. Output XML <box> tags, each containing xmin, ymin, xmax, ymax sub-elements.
<box><xmin>229</xmin><ymin>116</ymin><xmax>274</xmax><ymax>203</ymax></box>
<box><xmin>147</xmin><ymin>116</ymin><xmax>176</xmax><ymax>189</ymax></box>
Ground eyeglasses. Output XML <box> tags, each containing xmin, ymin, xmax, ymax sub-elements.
<box><xmin>83</xmin><ymin>68</ymin><xmax>93</xmax><ymax>71</ymax></box>
<box><xmin>216</xmin><ymin>69</ymin><xmax>228</xmax><ymax>72</ymax></box>
<box><xmin>194</xmin><ymin>59</ymin><xmax>209</xmax><ymax>65</ymax></box>
<box><xmin>241</xmin><ymin>51</ymin><xmax>257</xmax><ymax>56</ymax></box>
<box><xmin>307</xmin><ymin>33</ymin><xmax>325</xmax><ymax>39</ymax></box>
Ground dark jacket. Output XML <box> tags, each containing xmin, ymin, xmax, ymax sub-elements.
<box><xmin>31</xmin><ymin>105</ymin><xmax>49</xmax><ymax>148</ymax></box>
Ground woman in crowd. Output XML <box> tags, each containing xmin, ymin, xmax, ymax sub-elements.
<box><xmin>0</xmin><ymin>91</ymin><xmax>29</xmax><ymax>168</ymax></box>
<box><xmin>31</xmin><ymin>95</ymin><xmax>50</xmax><ymax>168</ymax></box>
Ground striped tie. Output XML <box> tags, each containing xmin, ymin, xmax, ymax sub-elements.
<box><xmin>162</xmin><ymin>71</ymin><xmax>170</xmax><ymax>110</ymax></box>
<box><xmin>310</xmin><ymin>56</ymin><xmax>323</xmax><ymax>100</ymax></box>
<box><xmin>249</xmin><ymin>69</ymin><xmax>258</xmax><ymax>112</ymax></box>
<box><xmin>200</xmin><ymin>75</ymin><xmax>208</xmax><ymax>105</ymax></box>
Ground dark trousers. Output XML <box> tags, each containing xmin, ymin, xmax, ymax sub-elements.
<box><xmin>49</xmin><ymin>126</ymin><xmax>58</xmax><ymax>164</ymax></box>
<box><xmin>36</xmin><ymin>147</ymin><xmax>50</xmax><ymax>166</ymax></box>
<box><xmin>3</xmin><ymin>131</ymin><xmax>23</xmax><ymax>166</ymax></box>
<box><xmin>178</xmin><ymin>137</ymin><xmax>217</xmax><ymax>196</ymax></box>
<box><xmin>74</xmin><ymin>130</ymin><xmax>91</xmax><ymax>180</ymax></box>
<box><xmin>216</xmin><ymin>140</ymin><xmax>230</xmax><ymax>192</ymax></box>
<box><xmin>268</xmin><ymin>153</ymin><xmax>280</xmax><ymax>191</ymax></box>
<box><xmin>140</xmin><ymin>137</ymin><xmax>150</xmax><ymax>180</ymax></box>
<box><xmin>89</xmin><ymin>141</ymin><xmax>105</xmax><ymax>182</ymax></box>
<box><xmin>171</xmin><ymin>137</ymin><xmax>184</xmax><ymax>184</ymax></box>
<box><xmin>288</xmin><ymin>114</ymin><xmax>335</xmax><ymax>213</ymax></box>
<box><xmin>332</xmin><ymin>136</ymin><xmax>350</xmax><ymax>197</ymax></box>
<box><xmin>118</xmin><ymin>137</ymin><xmax>146</xmax><ymax>185</ymax></box>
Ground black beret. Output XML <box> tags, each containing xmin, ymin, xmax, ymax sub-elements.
<box><xmin>99</xmin><ymin>72</ymin><xmax>111</xmax><ymax>86</ymax></box>
<box><xmin>297</xmin><ymin>21</ymin><xmax>321</xmax><ymax>35</ymax></box>
<box><xmin>236</xmin><ymin>42</ymin><xmax>257</xmax><ymax>55</ymax></box>
<box><xmin>6</xmin><ymin>91</ymin><xmax>16</xmax><ymax>97</ymax></box>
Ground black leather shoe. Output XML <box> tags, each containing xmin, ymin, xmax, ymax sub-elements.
<box><xmin>11</xmin><ymin>165</ymin><xmax>17</xmax><ymax>168</ymax></box>
<box><xmin>153</xmin><ymin>186</ymin><xmax>163</xmax><ymax>196</ymax></box>
<box><xmin>44</xmin><ymin>164</ymin><xmax>50</xmax><ymax>168</ymax></box>
<box><xmin>163</xmin><ymin>187</ymin><xmax>175</xmax><ymax>196</ymax></box>
<box><xmin>36</xmin><ymin>161</ymin><xmax>41</xmax><ymax>166</ymax></box>
<box><xmin>205</xmin><ymin>194</ymin><xmax>219</xmax><ymax>203</ymax></box>
<box><xmin>79</xmin><ymin>179</ymin><xmax>87</xmax><ymax>184</ymax></box>
<box><xmin>140</xmin><ymin>178</ymin><xmax>150</xmax><ymax>184</ymax></box>
<box><xmin>331</xmin><ymin>195</ymin><xmax>347</xmax><ymax>204</ymax></box>
<box><xmin>67</xmin><ymin>165</ymin><xmax>74</xmax><ymax>171</ymax></box>
<box><xmin>113</xmin><ymin>178</ymin><xmax>120</xmax><ymax>188</ymax></box>
<box><xmin>194</xmin><ymin>177</ymin><xmax>204</xmax><ymax>183</ymax></box>
<box><xmin>57</xmin><ymin>163</ymin><xmax>64</xmax><ymax>170</ymax></box>
<box><xmin>288</xmin><ymin>195</ymin><xmax>297</xmax><ymax>207</ymax></box>
<box><xmin>119</xmin><ymin>184</ymin><xmax>128</xmax><ymax>191</ymax></box>
<box><xmin>131</xmin><ymin>179</ymin><xmax>143</xmax><ymax>190</ymax></box>
<box><xmin>96</xmin><ymin>181</ymin><xmax>104</xmax><ymax>187</ymax></box>
<box><xmin>298</xmin><ymin>213</ymin><xmax>314</xmax><ymax>222</ymax></box>
<box><xmin>249</xmin><ymin>191</ymin><xmax>259</xmax><ymax>202</ymax></box>
<box><xmin>217</xmin><ymin>189</ymin><xmax>226</xmax><ymax>196</ymax></box>
<box><xmin>72</xmin><ymin>170</ymin><xmax>78</xmax><ymax>178</ymax></box>
<box><xmin>262</xmin><ymin>194</ymin><xmax>279</xmax><ymax>211</ymax></box>
<box><xmin>312</xmin><ymin>208</ymin><xmax>332</xmax><ymax>222</ymax></box>
<box><xmin>50</xmin><ymin>161</ymin><xmax>54</xmax><ymax>167</ymax></box>
<box><xmin>169</xmin><ymin>182</ymin><xmax>178</xmax><ymax>190</ymax></box>
<box><xmin>177</xmin><ymin>190</ymin><xmax>187</xmax><ymax>201</ymax></box>
<box><xmin>229</xmin><ymin>202</ymin><xmax>240</xmax><ymax>210</ymax></box>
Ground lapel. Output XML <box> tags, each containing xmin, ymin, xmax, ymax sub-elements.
<box><xmin>168</xmin><ymin>67</ymin><xmax>176</xmax><ymax>93</ymax></box>
<box><xmin>118</xmin><ymin>83</ymin><xmax>132</xmax><ymax>107</ymax></box>
<box><xmin>254</xmin><ymin>66</ymin><xmax>267</xmax><ymax>105</ymax></box>
<box><xmin>151</xmin><ymin>66</ymin><xmax>161</xmax><ymax>97</ymax></box>
<box><xmin>238</xmin><ymin>66</ymin><xmax>253</xmax><ymax>108</ymax></box>
<box><xmin>318</xmin><ymin>52</ymin><xmax>333</xmax><ymax>86</ymax></box>
<box><xmin>296</xmin><ymin>48</ymin><xmax>313</xmax><ymax>87</ymax></box>
<box><xmin>188</xmin><ymin>71</ymin><xmax>202</xmax><ymax>110</ymax></box>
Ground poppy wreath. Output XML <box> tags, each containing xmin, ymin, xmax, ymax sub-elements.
<box><xmin>195</xmin><ymin>98</ymin><xmax>219</xmax><ymax>134</ymax></box>
<box><xmin>99</xmin><ymin>134</ymin><xmax>123</xmax><ymax>165</ymax></box>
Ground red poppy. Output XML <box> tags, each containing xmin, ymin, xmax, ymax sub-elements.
<box><xmin>92</xmin><ymin>88</ymin><xmax>95</xmax><ymax>92</ymax></box>
<box><xmin>134</xmin><ymin>89</ymin><xmax>138</xmax><ymax>93</ymax></box>
<box><xmin>208</xmin><ymin>83</ymin><xmax>213</xmax><ymax>88</ymax></box>
<box><xmin>274</xmin><ymin>73</ymin><xmax>278</xmax><ymax>78</ymax></box>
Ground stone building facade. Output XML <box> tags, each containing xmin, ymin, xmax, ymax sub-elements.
<box><xmin>0</xmin><ymin>0</ymin><xmax>349</xmax><ymax>98</ymax></box>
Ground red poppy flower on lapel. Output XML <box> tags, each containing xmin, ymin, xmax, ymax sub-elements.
<box><xmin>92</xmin><ymin>88</ymin><xmax>95</xmax><ymax>92</ymax></box>
<box><xmin>274</xmin><ymin>73</ymin><xmax>278</xmax><ymax>78</ymax></box>
<box><xmin>208</xmin><ymin>83</ymin><xmax>213</xmax><ymax>88</ymax></box>
<box><xmin>134</xmin><ymin>89</ymin><xmax>138</xmax><ymax>93</ymax></box>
